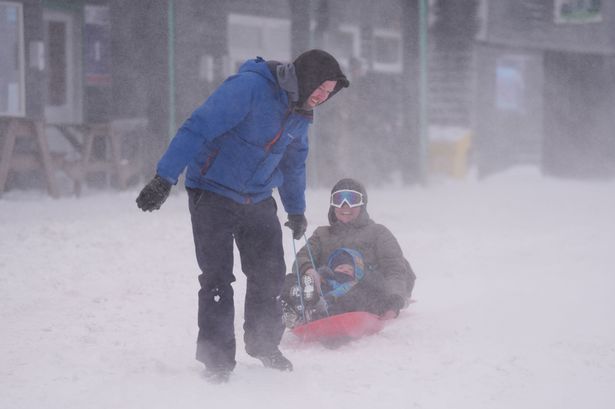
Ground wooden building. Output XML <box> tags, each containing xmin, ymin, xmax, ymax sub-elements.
<box><xmin>474</xmin><ymin>0</ymin><xmax>615</xmax><ymax>178</ymax></box>
<box><xmin>1</xmin><ymin>0</ymin><xmax>424</xmax><ymax>195</ymax></box>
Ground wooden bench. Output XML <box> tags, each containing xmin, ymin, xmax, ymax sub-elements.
<box><xmin>50</xmin><ymin>119</ymin><xmax>144</xmax><ymax>196</ymax></box>
<box><xmin>0</xmin><ymin>117</ymin><xmax>60</xmax><ymax>197</ymax></box>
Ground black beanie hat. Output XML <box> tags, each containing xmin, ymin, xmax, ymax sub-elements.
<box><xmin>293</xmin><ymin>49</ymin><xmax>350</xmax><ymax>107</ymax></box>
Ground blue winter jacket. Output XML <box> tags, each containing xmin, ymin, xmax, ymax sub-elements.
<box><xmin>156</xmin><ymin>57</ymin><xmax>311</xmax><ymax>214</ymax></box>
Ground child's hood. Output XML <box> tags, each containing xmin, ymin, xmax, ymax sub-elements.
<box><xmin>327</xmin><ymin>248</ymin><xmax>365</xmax><ymax>281</ymax></box>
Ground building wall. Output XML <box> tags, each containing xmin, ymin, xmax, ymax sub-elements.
<box><xmin>109</xmin><ymin>0</ymin><xmax>170</xmax><ymax>172</ymax></box>
<box><xmin>485</xmin><ymin>0</ymin><xmax>614</xmax><ymax>54</ymax></box>
<box><xmin>542</xmin><ymin>51</ymin><xmax>615</xmax><ymax>177</ymax></box>
<box><xmin>475</xmin><ymin>0</ymin><xmax>615</xmax><ymax>178</ymax></box>
<box><xmin>474</xmin><ymin>43</ymin><xmax>544</xmax><ymax>176</ymax></box>
<box><xmin>4</xmin><ymin>0</ymin><xmax>422</xmax><ymax>185</ymax></box>
<box><xmin>174</xmin><ymin>0</ymin><xmax>228</xmax><ymax>124</ymax></box>
<box><xmin>166</xmin><ymin>0</ymin><xmax>416</xmax><ymax>187</ymax></box>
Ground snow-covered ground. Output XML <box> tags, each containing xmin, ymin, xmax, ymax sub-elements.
<box><xmin>1</xmin><ymin>166</ymin><xmax>614</xmax><ymax>409</ymax></box>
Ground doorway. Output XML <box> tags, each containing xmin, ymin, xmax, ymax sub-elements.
<box><xmin>43</xmin><ymin>8</ymin><xmax>83</xmax><ymax>124</ymax></box>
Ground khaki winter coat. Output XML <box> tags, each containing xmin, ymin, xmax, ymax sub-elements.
<box><xmin>294</xmin><ymin>208</ymin><xmax>415</xmax><ymax>315</ymax></box>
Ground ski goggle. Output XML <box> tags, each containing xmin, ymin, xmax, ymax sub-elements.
<box><xmin>330</xmin><ymin>189</ymin><xmax>365</xmax><ymax>208</ymax></box>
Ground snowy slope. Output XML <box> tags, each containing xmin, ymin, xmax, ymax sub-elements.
<box><xmin>1</xmin><ymin>167</ymin><xmax>614</xmax><ymax>409</ymax></box>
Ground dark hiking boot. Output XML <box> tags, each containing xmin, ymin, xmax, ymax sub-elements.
<box><xmin>202</xmin><ymin>367</ymin><xmax>232</xmax><ymax>384</ymax></box>
<box><xmin>255</xmin><ymin>348</ymin><xmax>293</xmax><ymax>371</ymax></box>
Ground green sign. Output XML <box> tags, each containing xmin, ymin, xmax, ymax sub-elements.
<box><xmin>555</xmin><ymin>0</ymin><xmax>602</xmax><ymax>24</ymax></box>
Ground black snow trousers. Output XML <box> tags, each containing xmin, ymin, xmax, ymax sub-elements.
<box><xmin>188</xmin><ymin>189</ymin><xmax>286</xmax><ymax>371</ymax></box>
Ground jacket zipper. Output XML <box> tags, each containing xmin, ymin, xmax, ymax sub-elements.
<box><xmin>264</xmin><ymin>108</ymin><xmax>293</xmax><ymax>153</ymax></box>
<box><xmin>200</xmin><ymin>148</ymin><xmax>219</xmax><ymax>175</ymax></box>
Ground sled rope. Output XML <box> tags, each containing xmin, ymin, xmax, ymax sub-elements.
<box><xmin>303</xmin><ymin>233</ymin><xmax>317</xmax><ymax>270</ymax></box>
<box><xmin>291</xmin><ymin>238</ymin><xmax>308</xmax><ymax>323</ymax></box>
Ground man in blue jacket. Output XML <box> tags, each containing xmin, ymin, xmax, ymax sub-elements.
<box><xmin>136</xmin><ymin>49</ymin><xmax>349</xmax><ymax>382</ymax></box>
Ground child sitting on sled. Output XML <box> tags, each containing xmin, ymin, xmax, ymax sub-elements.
<box><xmin>281</xmin><ymin>178</ymin><xmax>416</xmax><ymax>329</ymax></box>
<box><xmin>282</xmin><ymin>247</ymin><xmax>367</xmax><ymax>325</ymax></box>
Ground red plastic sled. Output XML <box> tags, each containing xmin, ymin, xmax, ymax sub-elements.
<box><xmin>291</xmin><ymin>311</ymin><xmax>395</xmax><ymax>343</ymax></box>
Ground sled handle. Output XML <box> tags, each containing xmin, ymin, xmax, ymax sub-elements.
<box><xmin>290</xmin><ymin>234</ymin><xmax>330</xmax><ymax>320</ymax></box>
<box><xmin>302</xmin><ymin>233</ymin><xmax>329</xmax><ymax>317</ymax></box>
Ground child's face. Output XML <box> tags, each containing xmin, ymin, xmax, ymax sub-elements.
<box><xmin>334</xmin><ymin>204</ymin><xmax>361</xmax><ymax>224</ymax></box>
<box><xmin>333</xmin><ymin>263</ymin><xmax>354</xmax><ymax>277</ymax></box>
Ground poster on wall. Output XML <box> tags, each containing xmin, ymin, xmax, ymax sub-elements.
<box><xmin>496</xmin><ymin>56</ymin><xmax>526</xmax><ymax>114</ymax></box>
<box><xmin>84</xmin><ymin>5</ymin><xmax>111</xmax><ymax>86</ymax></box>
<box><xmin>555</xmin><ymin>0</ymin><xmax>602</xmax><ymax>24</ymax></box>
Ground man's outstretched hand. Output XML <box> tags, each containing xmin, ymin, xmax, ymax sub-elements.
<box><xmin>136</xmin><ymin>175</ymin><xmax>172</xmax><ymax>211</ymax></box>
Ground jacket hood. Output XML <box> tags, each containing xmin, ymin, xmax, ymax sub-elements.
<box><xmin>328</xmin><ymin>178</ymin><xmax>370</xmax><ymax>226</ymax></box>
<box><xmin>293</xmin><ymin>49</ymin><xmax>350</xmax><ymax>108</ymax></box>
<box><xmin>327</xmin><ymin>248</ymin><xmax>366</xmax><ymax>281</ymax></box>
<box><xmin>322</xmin><ymin>247</ymin><xmax>365</xmax><ymax>300</ymax></box>
<box><xmin>274</xmin><ymin>62</ymin><xmax>300</xmax><ymax>103</ymax></box>
<box><xmin>238</xmin><ymin>57</ymin><xmax>278</xmax><ymax>84</ymax></box>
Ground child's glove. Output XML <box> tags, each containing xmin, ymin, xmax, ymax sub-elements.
<box><xmin>379</xmin><ymin>295</ymin><xmax>405</xmax><ymax>317</ymax></box>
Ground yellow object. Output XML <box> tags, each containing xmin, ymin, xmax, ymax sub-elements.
<box><xmin>428</xmin><ymin>131</ymin><xmax>472</xmax><ymax>179</ymax></box>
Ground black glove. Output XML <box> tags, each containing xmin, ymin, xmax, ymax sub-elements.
<box><xmin>380</xmin><ymin>295</ymin><xmax>405</xmax><ymax>317</ymax></box>
<box><xmin>136</xmin><ymin>175</ymin><xmax>172</xmax><ymax>211</ymax></box>
<box><xmin>284</xmin><ymin>214</ymin><xmax>307</xmax><ymax>240</ymax></box>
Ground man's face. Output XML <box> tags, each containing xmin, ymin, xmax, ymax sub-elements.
<box><xmin>303</xmin><ymin>80</ymin><xmax>337</xmax><ymax>110</ymax></box>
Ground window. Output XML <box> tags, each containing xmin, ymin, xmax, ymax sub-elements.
<box><xmin>0</xmin><ymin>2</ymin><xmax>25</xmax><ymax>116</ymax></box>
<box><xmin>372</xmin><ymin>28</ymin><xmax>402</xmax><ymax>74</ymax></box>
<box><xmin>228</xmin><ymin>14</ymin><xmax>291</xmax><ymax>74</ymax></box>
<box><xmin>323</xmin><ymin>24</ymin><xmax>360</xmax><ymax>70</ymax></box>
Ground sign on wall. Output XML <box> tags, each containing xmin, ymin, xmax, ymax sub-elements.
<box><xmin>496</xmin><ymin>56</ymin><xmax>526</xmax><ymax>114</ymax></box>
<box><xmin>555</xmin><ymin>0</ymin><xmax>602</xmax><ymax>24</ymax></box>
<box><xmin>84</xmin><ymin>5</ymin><xmax>111</xmax><ymax>86</ymax></box>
